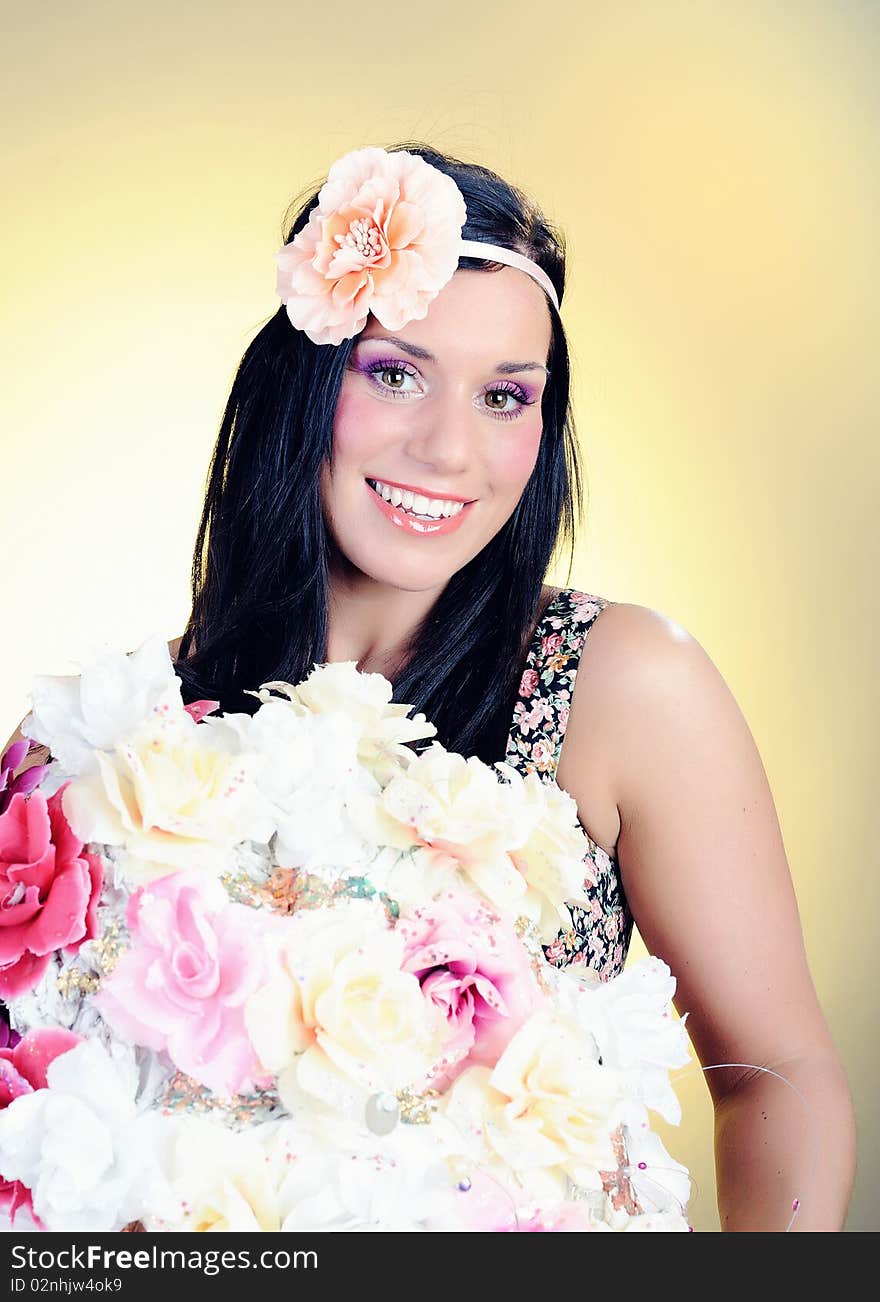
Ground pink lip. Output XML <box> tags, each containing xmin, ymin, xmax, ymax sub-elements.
<box><xmin>366</xmin><ymin>477</ymin><xmax>476</xmax><ymax>504</ymax></box>
<box><xmin>365</xmin><ymin>480</ymin><xmax>475</xmax><ymax>537</ymax></box>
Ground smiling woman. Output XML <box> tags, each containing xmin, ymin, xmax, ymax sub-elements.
<box><xmin>169</xmin><ymin>142</ymin><xmax>580</xmax><ymax>767</ymax></box>
<box><xmin>2</xmin><ymin>140</ymin><xmax>856</xmax><ymax>1232</ymax></box>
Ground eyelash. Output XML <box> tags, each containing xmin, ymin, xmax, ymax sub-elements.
<box><xmin>362</xmin><ymin>358</ymin><xmax>535</xmax><ymax>421</ymax></box>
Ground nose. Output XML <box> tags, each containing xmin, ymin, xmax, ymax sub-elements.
<box><xmin>402</xmin><ymin>385</ymin><xmax>477</xmax><ymax>479</ymax></box>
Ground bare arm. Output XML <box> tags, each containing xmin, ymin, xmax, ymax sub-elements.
<box><xmin>561</xmin><ymin>602</ymin><xmax>856</xmax><ymax>1231</ymax></box>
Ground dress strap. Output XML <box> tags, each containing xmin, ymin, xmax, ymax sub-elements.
<box><xmin>505</xmin><ymin>588</ymin><xmax>615</xmax><ymax>786</ymax></box>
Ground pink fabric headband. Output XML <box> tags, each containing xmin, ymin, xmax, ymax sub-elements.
<box><xmin>275</xmin><ymin>146</ymin><xmax>560</xmax><ymax>347</ymax></box>
<box><xmin>457</xmin><ymin>239</ymin><xmax>560</xmax><ymax>314</ymax></box>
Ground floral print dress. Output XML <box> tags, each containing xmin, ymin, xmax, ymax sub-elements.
<box><xmin>505</xmin><ymin>589</ymin><xmax>634</xmax><ymax>982</ymax></box>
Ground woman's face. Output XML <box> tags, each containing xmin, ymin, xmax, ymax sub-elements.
<box><xmin>320</xmin><ymin>266</ymin><xmax>553</xmax><ymax>593</ymax></box>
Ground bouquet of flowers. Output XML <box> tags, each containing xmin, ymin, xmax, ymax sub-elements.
<box><xmin>0</xmin><ymin>636</ymin><xmax>693</xmax><ymax>1232</ymax></box>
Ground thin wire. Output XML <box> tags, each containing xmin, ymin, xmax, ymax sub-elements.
<box><xmin>670</xmin><ymin>1061</ymin><xmax>821</xmax><ymax>1231</ymax></box>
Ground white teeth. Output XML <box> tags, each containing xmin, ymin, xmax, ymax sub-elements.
<box><xmin>369</xmin><ymin>479</ymin><xmax>468</xmax><ymax>520</ymax></box>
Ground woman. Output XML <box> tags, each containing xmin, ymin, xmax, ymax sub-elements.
<box><xmin>2</xmin><ymin>141</ymin><xmax>856</xmax><ymax>1230</ymax></box>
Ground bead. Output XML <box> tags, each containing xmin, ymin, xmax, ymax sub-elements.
<box><xmin>365</xmin><ymin>1091</ymin><xmax>400</xmax><ymax>1136</ymax></box>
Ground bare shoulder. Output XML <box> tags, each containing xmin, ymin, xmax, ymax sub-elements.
<box><xmin>555</xmin><ymin>600</ymin><xmax>691</xmax><ymax>852</ymax></box>
<box><xmin>565</xmin><ymin>599</ymin><xmax>840</xmax><ymax>1101</ymax></box>
<box><xmin>561</xmin><ymin>599</ymin><xmax>726</xmax><ymax>798</ymax></box>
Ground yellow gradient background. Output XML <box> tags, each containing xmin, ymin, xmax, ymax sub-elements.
<box><xmin>2</xmin><ymin>1</ymin><xmax>876</xmax><ymax>1231</ymax></box>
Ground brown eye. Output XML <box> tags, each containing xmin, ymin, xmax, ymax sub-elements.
<box><xmin>382</xmin><ymin>367</ymin><xmax>407</xmax><ymax>389</ymax></box>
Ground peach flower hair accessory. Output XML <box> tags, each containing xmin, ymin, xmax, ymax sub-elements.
<box><xmin>274</xmin><ymin>146</ymin><xmax>560</xmax><ymax>347</ymax></box>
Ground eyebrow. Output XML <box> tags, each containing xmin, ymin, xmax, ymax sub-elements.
<box><xmin>356</xmin><ymin>334</ymin><xmax>550</xmax><ymax>377</ymax></box>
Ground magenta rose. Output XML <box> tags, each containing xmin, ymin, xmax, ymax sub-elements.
<box><xmin>0</xmin><ymin>787</ymin><xmax>104</xmax><ymax>1000</ymax></box>
<box><xmin>94</xmin><ymin>871</ymin><xmax>270</xmax><ymax>1096</ymax></box>
<box><xmin>0</xmin><ymin>1027</ymin><xmax>83</xmax><ymax>1229</ymax></box>
<box><xmin>399</xmin><ymin>891</ymin><xmax>545</xmax><ymax>1091</ymax></box>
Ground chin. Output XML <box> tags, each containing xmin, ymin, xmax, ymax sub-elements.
<box><xmin>349</xmin><ymin>550</ymin><xmax>459</xmax><ymax>592</ymax></box>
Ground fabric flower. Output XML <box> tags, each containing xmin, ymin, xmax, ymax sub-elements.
<box><xmin>275</xmin><ymin>145</ymin><xmax>467</xmax><ymax>346</ymax></box>
<box><xmin>147</xmin><ymin>1118</ymin><xmax>288</xmax><ymax>1232</ymax></box>
<box><xmin>553</xmin><ymin>956</ymin><xmax>692</xmax><ymax>1123</ymax></box>
<box><xmin>0</xmin><ymin>787</ymin><xmax>104</xmax><ymax>999</ymax></box>
<box><xmin>59</xmin><ymin>707</ymin><xmax>275</xmax><ymax>883</ymax></box>
<box><xmin>0</xmin><ymin>742</ymin><xmax>50</xmax><ymax>817</ymax></box>
<box><xmin>618</xmin><ymin>1106</ymin><xmax>692</xmax><ymax>1216</ymax></box>
<box><xmin>94</xmin><ymin>872</ymin><xmax>270</xmax><ymax>1096</ymax></box>
<box><xmin>222</xmin><ymin>700</ymin><xmax>382</xmax><ymax>874</ymax></box>
<box><xmin>451</xmin><ymin>1170</ymin><xmax>602</xmax><ymax>1232</ymax></box>
<box><xmin>0</xmin><ymin>1028</ymin><xmax>82</xmax><ymax>1229</ymax></box>
<box><xmin>0</xmin><ymin>1038</ymin><xmax>172</xmax><ymax>1231</ymax></box>
<box><xmin>0</xmin><ymin>1006</ymin><xmax>20</xmax><ymax>1050</ymax></box>
<box><xmin>245</xmin><ymin>901</ymin><xmax>444</xmax><ymax>1121</ymax></box>
<box><xmin>361</xmin><ymin>744</ymin><xmax>595</xmax><ymax>941</ymax></box>
<box><xmin>21</xmin><ymin>635</ymin><xmax>184</xmax><ymax>778</ymax></box>
<box><xmin>249</xmin><ymin>661</ymin><xmax>436</xmax><ymax>786</ymax></box>
<box><xmin>442</xmin><ymin>1010</ymin><xmax>625</xmax><ymax>1186</ymax></box>
<box><xmin>398</xmin><ymin>891</ymin><xmax>545</xmax><ymax>1090</ymax></box>
<box><xmin>504</xmin><ymin>769</ymin><xmax>599</xmax><ymax>941</ymax></box>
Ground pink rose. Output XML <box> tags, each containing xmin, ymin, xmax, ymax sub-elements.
<box><xmin>0</xmin><ymin>787</ymin><xmax>104</xmax><ymax>999</ymax></box>
<box><xmin>275</xmin><ymin>146</ymin><xmax>467</xmax><ymax>346</ymax></box>
<box><xmin>94</xmin><ymin>872</ymin><xmax>269</xmax><ymax>1096</ymax></box>
<box><xmin>519</xmin><ymin>669</ymin><xmax>539</xmax><ymax>699</ymax></box>
<box><xmin>399</xmin><ymin>891</ymin><xmax>544</xmax><ymax>1091</ymax></box>
<box><xmin>541</xmin><ymin>632</ymin><xmax>563</xmax><ymax>657</ymax></box>
<box><xmin>0</xmin><ymin>1027</ymin><xmax>82</xmax><ymax>1228</ymax></box>
<box><xmin>530</xmin><ymin>738</ymin><xmax>554</xmax><ymax>770</ymax></box>
<box><xmin>558</xmin><ymin>704</ymin><xmax>570</xmax><ymax>730</ymax></box>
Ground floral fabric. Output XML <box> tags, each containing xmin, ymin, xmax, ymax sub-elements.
<box><xmin>505</xmin><ymin>589</ymin><xmax>634</xmax><ymax>981</ymax></box>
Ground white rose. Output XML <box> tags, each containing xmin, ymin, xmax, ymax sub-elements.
<box><xmin>0</xmin><ymin>1040</ymin><xmax>173</xmax><ymax>1231</ymax></box>
<box><xmin>555</xmin><ymin>956</ymin><xmax>692</xmax><ymax>1123</ymax></box>
<box><xmin>22</xmin><ymin>634</ymin><xmax>183</xmax><ymax>777</ymax></box>
<box><xmin>249</xmin><ymin>661</ymin><xmax>436</xmax><ymax>786</ymax></box>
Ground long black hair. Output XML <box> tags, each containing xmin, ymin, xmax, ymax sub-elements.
<box><xmin>174</xmin><ymin>140</ymin><xmax>585</xmax><ymax>765</ymax></box>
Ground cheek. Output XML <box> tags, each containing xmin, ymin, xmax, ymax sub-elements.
<box><xmin>485</xmin><ymin>421</ymin><xmax>543</xmax><ymax>493</ymax></box>
<box><xmin>331</xmin><ymin>388</ymin><xmax>393</xmax><ymax>464</ymax></box>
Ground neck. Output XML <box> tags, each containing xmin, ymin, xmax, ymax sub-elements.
<box><xmin>324</xmin><ymin>556</ymin><xmax>445</xmax><ymax>680</ymax></box>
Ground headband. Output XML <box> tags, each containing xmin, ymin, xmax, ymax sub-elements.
<box><xmin>274</xmin><ymin>145</ymin><xmax>560</xmax><ymax>347</ymax></box>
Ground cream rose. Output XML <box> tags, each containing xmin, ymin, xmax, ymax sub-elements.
<box><xmin>442</xmin><ymin>1010</ymin><xmax>625</xmax><ymax>1186</ymax></box>
<box><xmin>245</xmin><ymin>902</ymin><xmax>445</xmax><ymax>1120</ymax></box>
<box><xmin>147</xmin><ymin>1119</ymin><xmax>287</xmax><ymax>1232</ymax></box>
<box><xmin>506</xmin><ymin>771</ymin><xmax>597</xmax><ymax>941</ymax></box>
<box><xmin>60</xmin><ymin>710</ymin><xmax>275</xmax><ymax>883</ymax></box>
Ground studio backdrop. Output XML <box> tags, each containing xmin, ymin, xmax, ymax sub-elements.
<box><xmin>2</xmin><ymin>0</ymin><xmax>876</xmax><ymax>1231</ymax></box>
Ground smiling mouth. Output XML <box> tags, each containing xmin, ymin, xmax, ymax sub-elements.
<box><xmin>364</xmin><ymin>478</ymin><xmax>477</xmax><ymax>536</ymax></box>
<box><xmin>364</xmin><ymin>478</ymin><xmax>475</xmax><ymax>520</ymax></box>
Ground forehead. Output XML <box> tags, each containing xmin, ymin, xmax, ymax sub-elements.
<box><xmin>357</xmin><ymin>266</ymin><xmax>552</xmax><ymax>365</ymax></box>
